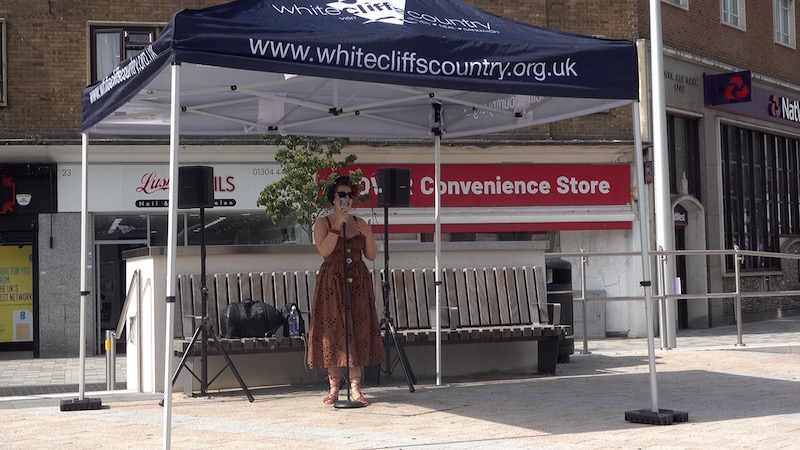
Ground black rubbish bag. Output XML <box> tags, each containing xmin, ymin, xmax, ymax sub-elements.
<box><xmin>220</xmin><ymin>300</ymin><xmax>285</xmax><ymax>338</ymax></box>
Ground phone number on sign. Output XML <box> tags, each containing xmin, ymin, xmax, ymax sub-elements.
<box><xmin>252</xmin><ymin>167</ymin><xmax>284</xmax><ymax>176</ymax></box>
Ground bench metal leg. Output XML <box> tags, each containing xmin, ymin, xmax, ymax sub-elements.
<box><xmin>537</xmin><ymin>337</ymin><xmax>560</xmax><ymax>375</ymax></box>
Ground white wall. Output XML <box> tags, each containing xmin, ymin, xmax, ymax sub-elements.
<box><xmin>560</xmin><ymin>225</ymin><xmax>649</xmax><ymax>338</ymax></box>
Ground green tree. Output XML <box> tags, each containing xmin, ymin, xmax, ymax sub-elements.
<box><xmin>257</xmin><ymin>136</ymin><xmax>363</xmax><ymax>242</ymax></box>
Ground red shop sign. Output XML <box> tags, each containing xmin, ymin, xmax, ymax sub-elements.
<box><xmin>345</xmin><ymin>163</ymin><xmax>630</xmax><ymax>208</ymax></box>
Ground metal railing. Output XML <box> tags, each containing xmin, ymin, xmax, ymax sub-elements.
<box><xmin>546</xmin><ymin>246</ymin><xmax>800</xmax><ymax>354</ymax></box>
<box><xmin>106</xmin><ymin>269</ymin><xmax>142</xmax><ymax>391</ymax></box>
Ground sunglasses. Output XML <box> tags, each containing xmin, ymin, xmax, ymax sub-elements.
<box><xmin>337</xmin><ymin>191</ymin><xmax>355</xmax><ymax>199</ymax></box>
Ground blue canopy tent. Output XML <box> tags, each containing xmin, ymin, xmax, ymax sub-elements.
<box><xmin>79</xmin><ymin>0</ymin><xmax>660</xmax><ymax>443</ymax></box>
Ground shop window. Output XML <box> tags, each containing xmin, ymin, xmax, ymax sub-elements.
<box><xmin>720</xmin><ymin>125</ymin><xmax>800</xmax><ymax>272</ymax></box>
<box><xmin>667</xmin><ymin>114</ymin><xmax>701</xmax><ymax>200</ymax></box>
<box><xmin>0</xmin><ymin>18</ymin><xmax>6</xmax><ymax>106</ymax></box>
<box><xmin>90</xmin><ymin>25</ymin><xmax>159</xmax><ymax>83</ymax></box>
<box><xmin>721</xmin><ymin>0</ymin><xmax>746</xmax><ymax>30</ymax></box>
<box><xmin>775</xmin><ymin>0</ymin><xmax>796</xmax><ymax>47</ymax></box>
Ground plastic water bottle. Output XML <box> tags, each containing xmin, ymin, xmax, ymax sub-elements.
<box><xmin>288</xmin><ymin>305</ymin><xmax>301</xmax><ymax>337</ymax></box>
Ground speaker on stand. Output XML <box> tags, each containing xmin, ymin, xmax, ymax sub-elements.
<box><xmin>375</xmin><ymin>167</ymin><xmax>416</xmax><ymax>392</ymax></box>
<box><xmin>161</xmin><ymin>165</ymin><xmax>254</xmax><ymax>404</ymax></box>
<box><xmin>177</xmin><ymin>165</ymin><xmax>215</xmax><ymax>210</ymax></box>
<box><xmin>377</xmin><ymin>167</ymin><xmax>411</xmax><ymax>208</ymax></box>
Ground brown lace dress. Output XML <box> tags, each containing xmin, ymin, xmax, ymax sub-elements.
<box><xmin>307</xmin><ymin>217</ymin><xmax>384</xmax><ymax>369</ymax></box>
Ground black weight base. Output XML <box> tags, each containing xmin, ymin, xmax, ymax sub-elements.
<box><xmin>334</xmin><ymin>399</ymin><xmax>366</xmax><ymax>409</ymax></box>
<box><xmin>60</xmin><ymin>397</ymin><xmax>103</xmax><ymax>411</ymax></box>
<box><xmin>624</xmin><ymin>408</ymin><xmax>689</xmax><ymax>425</ymax></box>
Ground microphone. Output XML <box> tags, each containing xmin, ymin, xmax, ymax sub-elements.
<box><xmin>340</xmin><ymin>198</ymin><xmax>349</xmax><ymax>225</ymax></box>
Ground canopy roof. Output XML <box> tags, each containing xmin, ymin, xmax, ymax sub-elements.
<box><xmin>81</xmin><ymin>0</ymin><xmax>639</xmax><ymax>138</ymax></box>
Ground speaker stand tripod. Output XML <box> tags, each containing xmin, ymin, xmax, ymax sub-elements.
<box><xmin>378</xmin><ymin>206</ymin><xmax>416</xmax><ymax>392</ymax></box>
<box><xmin>160</xmin><ymin>207</ymin><xmax>253</xmax><ymax>405</ymax></box>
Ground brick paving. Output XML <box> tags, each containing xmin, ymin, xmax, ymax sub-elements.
<box><xmin>0</xmin><ymin>316</ymin><xmax>799</xmax><ymax>449</ymax></box>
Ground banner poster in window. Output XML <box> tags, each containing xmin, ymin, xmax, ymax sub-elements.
<box><xmin>0</xmin><ymin>245</ymin><xmax>34</xmax><ymax>343</ymax></box>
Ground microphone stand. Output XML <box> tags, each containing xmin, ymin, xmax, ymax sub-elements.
<box><xmin>335</xmin><ymin>219</ymin><xmax>365</xmax><ymax>409</ymax></box>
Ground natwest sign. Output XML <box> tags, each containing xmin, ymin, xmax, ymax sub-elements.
<box><xmin>351</xmin><ymin>163</ymin><xmax>631</xmax><ymax>208</ymax></box>
<box><xmin>768</xmin><ymin>94</ymin><xmax>800</xmax><ymax>124</ymax></box>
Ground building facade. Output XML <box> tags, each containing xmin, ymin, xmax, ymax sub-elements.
<box><xmin>0</xmin><ymin>0</ymin><xmax>798</xmax><ymax>358</ymax></box>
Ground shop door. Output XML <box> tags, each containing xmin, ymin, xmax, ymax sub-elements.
<box><xmin>95</xmin><ymin>242</ymin><xmax>146</xmax><ymax>354</ymax></box>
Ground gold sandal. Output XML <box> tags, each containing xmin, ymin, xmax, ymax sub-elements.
<box><xmin>323</xmin><ymin>376</ymin><xmax>340</xmax><ymax>405</ymax></box>
<box><xmin>349</xmin><ymin>376</ymin><xmax>370</xmax><ymax>406</ymax></box>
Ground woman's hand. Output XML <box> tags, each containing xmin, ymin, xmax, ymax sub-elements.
<box><xmin>355</xmin><ymin>218</ymin><xmax>373</xmax><ymax>238</ymax></box>
<box><xmin>333</xmin><ymin>196</ymin><xmax>350</xmax><ymax>226</ymax></box>
<box><xmin>358</xmin><ymin>218</ymin><xmax>378</xmax><ymax>261</ymax></box>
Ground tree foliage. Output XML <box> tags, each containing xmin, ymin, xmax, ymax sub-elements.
<box><xmin>256</xmin><ymin>136</ymin><xmax>363</xmax><ymax>240</ymax></box>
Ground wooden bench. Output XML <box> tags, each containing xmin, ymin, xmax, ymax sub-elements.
<box><xmin>173</xmin><ymin>265</ymin><xmax>568</xmax><ymax>383</ymax></box>
<box><xmin>174</xmin><ymin>270</ymin><xmax>316</xmax><ymax>354</ymax></box>
<box><xmin>380</xmin><ymin>266</ymin><xmax>567</xmax><ymax>375</ymax></box>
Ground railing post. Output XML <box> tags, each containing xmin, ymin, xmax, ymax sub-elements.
<box><xmin>579</xmin><ymin>249</ymin><xmax>591</xmax><ymax>355</ymax></box>
<box><xmin>657</xmin><ymin>246</ymin><xmax>670</xmax><ymax>349</ymax></box>
<box><xmin>733</xmin><ymin>245</ymin><xmax>745</xmax><ymax>347</ymax></box>
<box><xmin>105</xmin><ymin>330</ymin><xmax>116</xmax><ymax>390</ymax></box>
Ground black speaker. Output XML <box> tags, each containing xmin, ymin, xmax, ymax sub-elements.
<box><xmin>377</xmin><ymin>167</ymin><xmax>410</xmax><ymax>207</ymax></box>
<box><xmin>178</xmin><ymin>166</ymin><xmax>214</xmax><ymax>209</ymax></box>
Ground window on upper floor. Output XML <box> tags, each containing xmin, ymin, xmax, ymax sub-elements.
<box><xmin>1</xmin><ymin>18</ymin><xmax>7</xmax><ymax>107</ymax></box>
<box><xmin>663</xmin><ymin>0</ymin><xmax>689</xmax><ymax>9</ymax></box>
<box><xmin>775</xmin><ymin>0</ymin><xmax>796</xmax><ymax>47</ymax></box>
<box><xmin>90</xmin><ymin>25</ymin><xmax>160</xmax><ymax>83</ymax></box>
<box><xmin>721</xmin><ymin>0</ymin><xmax>746</xmax><ymax>30</ymax></box>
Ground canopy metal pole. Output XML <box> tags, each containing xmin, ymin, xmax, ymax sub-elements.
<box><xmin>162</xmin><ymin>61</ymin><xmax>181</xmax><ymax>450</ymax></box>
<box><xmin>633</xmin><ymin>103</ymin><xmax>659</xmax><ymax>413</ymax></box>
<box><xmin>624</xmin><ymin>103</ymin><xmax>686</xmax><ymax>424</ymax></box>
<box><xmin>78</xmin><ymin>133</ymin><xmax>89</xmax><ymax>400</ymax></box>
<box><xmin>59</xmin><ymin>134</ymin><xmax>103</xmax><ymax>411</ymax></box>
<box><xmin>434</xmin><ymin>131</ymin><xmax>442</xmax><ymax>387</ymax></box>
<box><xmin>427</xmin><ymin>102</ymin><xmax>444</xmax><ymax>386</ymax></box>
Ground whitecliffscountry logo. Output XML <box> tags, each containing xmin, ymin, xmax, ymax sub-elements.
<box><xmin>271</xmin><ymin>1</ymin><xmax>496</xmax><ymax>32</ymax></box>
<box><xmin>326</xmin><ymin>0</ymin><xmax>406</xmax><ymax>25</ymax></box>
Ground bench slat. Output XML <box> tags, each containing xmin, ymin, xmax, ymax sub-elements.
<box><xmin>297</xmin><ymin>270</ymin><xmax>313</xmax><ymax>316</ymax></box>
<box><xmin>176</xmin><ymin>274</ymin><xmax>193</xmax><ymax>338</ymax></box>
<box><xmin>225</xmin><ymin>273</ymin><xmax>239</xmax><ymax>304</ymax></box>
<box><xmin>504</xmin><ymin>267</ymin><xmax>522</xmax><ymax>324</ymax></box>
<box><xmin>260</xmin><ymin>272</ymin><xmax>276</xmax><ymax>307</ymax></box>
<box><xmin>392</xmin><ymin>269</ymin><xmax>410</xmax><ymax>329</ymax></box>
<box><xmin>273</xmin><ymin>271</ymin><xmax>288</xmax><ymax>312</ymax></box>
<box><xmin>479</xmin><ymin>268</ymin><xmax>498</xmax><ymax>326</ymax></box>
<box><xmin>461</xmin><ymin>269</ymin><xmax>482</xmax><ymax>327</ymax></box>
<box><xmin>532</xmin><ymin>265</ymin><xmax>550</xmax><ymax>324</ymax></box>
<box><xmin>239</xmin><ymin>272</ymin><xmax>252</xmax><ymax>301</ymax></box>
<box><xmin>443</xmin><ymin>268</ymin><xmax>465</xmax><ymax>327</ymax></box>
<box><xmin>512</xmin><ymin>267</ymin><xmax>532</xmax><ymax>324</ymax></box>
<box><xmin>401</xmin><ymin>269</ymin><xmax>419</xmax><ymax>328</ymax></box>
<box><xmin>494</xmin><ymin>268</ymin><xmax>512</xmax><ymax>325</ymax></box>
<box><xmin>249</xmin><ymin>272</ymin><xmax>263</xmax><ymax>302</ymax></box>
<box><xmin>414</xmin><ymin>269</ymin><xmax>430</xmax><ymax>328</ymax></box>
<box><xmin>522</xmin><ymin>266</ymin><xmax>542</xmax><ymax>325</ymax></box>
